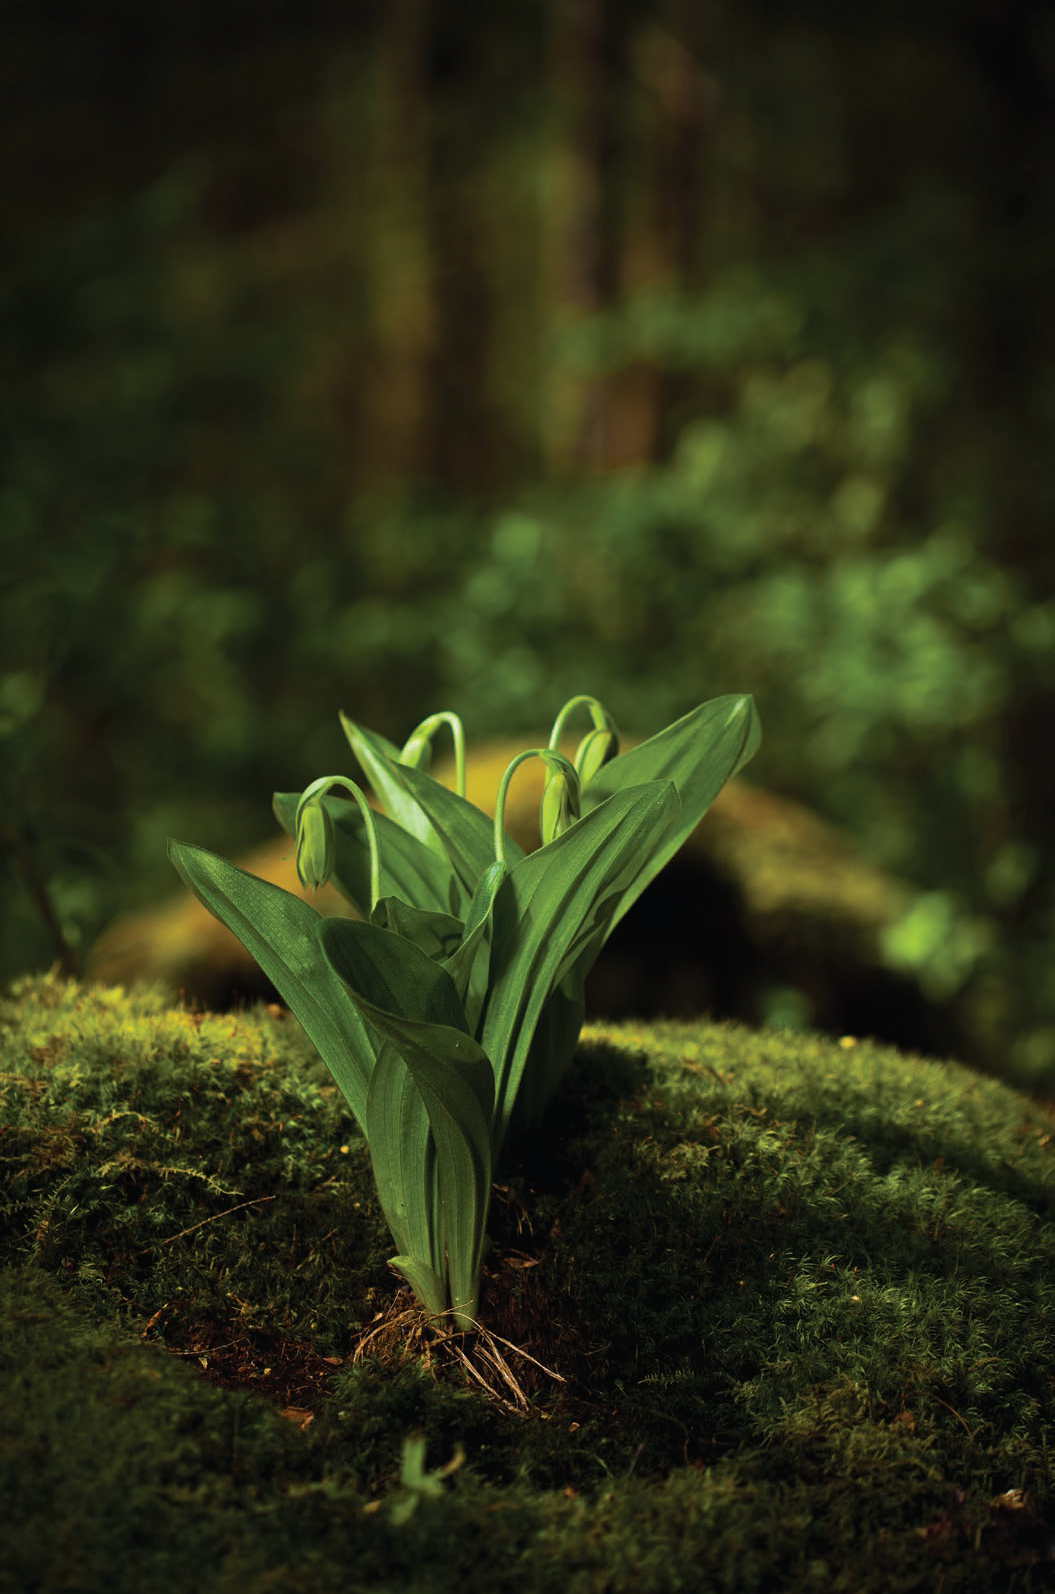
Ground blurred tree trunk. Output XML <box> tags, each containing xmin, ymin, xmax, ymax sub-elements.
<box><xmin>542</xmin><ymin>0</ymin><xmax>611</xmax><ymax>473</ymax></box>
<box><xmin>422</xmin><ymin>16</ymin><xmax>509</xmax><ymax>492</ymax></box>
<box><xmin>631</xmin><ymin>4</ymin><xmax>722</xmax><ymax>453</ymax></box>
<box><xmin>356</xmin><ymin>0</ymin><xmax>435</xmax><ymax>487</ymax></box>
<box><xmin>543</xmin><ymin>0</ymin><xmax>722</xmax><ymax>472</ymax></box>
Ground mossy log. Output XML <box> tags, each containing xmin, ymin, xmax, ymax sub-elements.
<box><xmin>2</xmin><ymin>974</ymin><xmax>1053</xmax><ymax>1592</ymax></box>
<box><xmin>86</xmin><ymin>747</ymin><xmax>960</xmax><ymax>1059</ymax></box>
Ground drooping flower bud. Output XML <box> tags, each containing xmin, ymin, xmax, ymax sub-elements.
<box><xmin>295</xmin><ymin>797</ymin><xmax>335</xmax><ymax>891</ymax></box>
<box><xmin>293</xmin><ymin>774</ymin><xmax>381</xmax><ymax>908</ymax></box>
<box><xmin>573</xmin><ymin>725</ymin><xmax>619</xmax><ymax>787</ymax></box>
<box><xmin>493</xmin><ymin>748</ymin><xmax>580</xmax><ymax>862</ymax></box>
<box><xmin>398</xmin><ymin>728</ymin><xmax>433</xmax><ymax>772</ymax></box>
<box><xmin>539</xmin><ymin>752</ymin><xmax>581</xmax><ymax>846</ymax></box>
<box><xmin>397</xmin><ymin>711</ymin><xmax>466</xmax><ymax>796</ymax></box>
<box><xmin>548</xmin><ymin>695</ymin><xmax>619</xmax><ymax>769</ymax></box>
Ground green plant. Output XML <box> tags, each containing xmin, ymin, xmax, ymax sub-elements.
<box><xmin>384</xmin><ymin>1435</ymin><xmax>465</xmax><ymax>1525</ymax></box>
<box><xmin>168</xmin><ymin>693</ymin><xmax>760</xmax><ymax>1329</ymax></box>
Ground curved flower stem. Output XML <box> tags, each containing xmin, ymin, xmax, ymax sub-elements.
<box><xmin>493</xmin><ymin>750</ymin><xmax>544</xmax><ymax>865</ymax></box>
<box><xmin>399</xmin><ymin>711</ymin><xmax>466</xmax><ymax>797</ymax></box>
<box><xmin>493</xmin><ymin>747</ymin><xmax>580</xmax><ymax>860</ymax></box>
<box><xmin>295</xmin><ymin>775</ymin><xmax>381</xmax><ymax>910</ymax></box>
<box><xmin>547</xmin><ymin>694</ymin><xmax>614</xmax><ymax>751</ymax></box>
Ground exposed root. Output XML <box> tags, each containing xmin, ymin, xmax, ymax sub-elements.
<box><xmin>444</xmin><ymin>1317</ymin><xmax>566</xmax><ymax>1414</ymax></box>
<box><xmin>350</xmin><ymin>1289</ymin><xmax>565</xmax><ymax>1416</ymax></box>
<box><xmin>350</xmin><ymin>1296</ymin><xmax>441</xmax><ymax>1365</ymax></box>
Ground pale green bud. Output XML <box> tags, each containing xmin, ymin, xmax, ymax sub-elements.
<box><xmin>539</xmin><ymin>753</ymin><xmax>581</xmax><ymax>846</ymax></box>
<box><xmin>397</xmin><ymin>711</ymin><xmax>466</xmax><ymax>796</ymax></box>
<box><xmin>548</xmin><ymin>694</ymin><xmax>618</xmax><ymax>755</ymax></box>
<box><xmin>398</xmin><ymin>728</ymin><xmax>433</xmax><ymax>771</ymax></box>
<box><xmin>574</xmin><ymin>726</ymin><xmax>619</xmax><ymax>787</ymax></box>
<box><xmin>295</xmin><ymin>797</ymin><xmax>335</xmax><ymax>891</ymax></box>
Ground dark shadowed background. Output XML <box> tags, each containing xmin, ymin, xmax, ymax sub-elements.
<box><xmin>2</xmin><ymin>0</ymin><xmax>1054</xmax><ymax>1089</ymax></box>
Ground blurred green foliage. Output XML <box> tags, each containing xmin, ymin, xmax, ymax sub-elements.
<box><xmin>2</xmin><ymin>1</ymin><xmax>1053</xmax><ymax>1088</ymax></box>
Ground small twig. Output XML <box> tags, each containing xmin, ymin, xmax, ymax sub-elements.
<box><xmin>162</xmin><ymin>1195</ymin><xmax>275</xmax><ymax>1244</ymax></box>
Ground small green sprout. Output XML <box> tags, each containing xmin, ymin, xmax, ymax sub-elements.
<box><xmin>169</xmin><ymin>691</ymin><xmax>760</xmax><ymax>1330</ymax></box>
<box><xmin>387</xmin><ymin>1434</ymin><xmax>465</xmax><ymax>1525</ymax></box>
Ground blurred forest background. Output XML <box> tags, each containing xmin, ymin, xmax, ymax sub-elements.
<box><xmin>3</xmin><ymin>0</ymin><xmax>1054</xmax><ymax>1088</ymax></box>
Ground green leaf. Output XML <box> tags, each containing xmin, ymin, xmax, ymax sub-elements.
<box><xmin>388</xmin><ymin>1254</ymin><xmax>449</xmax><ymax>1322</ymax></box>
<box><xmin>337</xmin><ymin>719</ymin><xmax>525</xmax><ymax>912</ymax></box>
<box><xmin>507</xmin><ymin>968</ymin><xmax>586</xmax><ymax>1142</ymax></box>
<box><xmin>482</xmin><ymin>781</ymin><xmax>679</xmax><ymax>1153</ymax></box>
<box><xmin>580</xmin><ymin>693</ymin><xmax>760</xmax><ymax>931</ymax></box>
<box><xmin>371</xmin><ymin>898</ymin><xmax>465</xmax><ymax>961</ymax></box>
<box><xmin>318</xmin><ymin>916</ymin><xmax>471</xmax><ymax>1034</ymax></box>
<box><xmin>407</xmin><ymin>1037</ymin><xmax>492</xmax><ymax>1329</ymax></box>
<box><xmin>366</xmin><ymin>1041</ymin><xmax>440</xmax><ymax>1304</ymax></box>
<box><xmin>319</xmin><ymin>917</ymin><xmax>495</xmax><ymax>1328</ymax></box>
<box><xmin>443</xmin><ymin>859</ymin><xmax>506</xmax><ymax>1029</ymax></box>
<box><xmin>167</xmin><ymin>841</ymin><xmax>377</xmax><ymax>1133</ymax></box>
<box><xmin>388</xmin><ymin>758</ymin><xmax>525</xmax><ymax>905</ymax></box>
<box><xmin>339</xmin><ymin>715</ymin><xmax>441</xmax><ymax>852</ymax></box>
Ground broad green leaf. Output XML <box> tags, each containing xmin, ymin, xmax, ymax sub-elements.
<box><xmin>388</xmin><ymin>1253</ymin><xmax>449</xmax><ymax>1321</ymax></box>
<box><xmin>339</xmin><ymin>720</ymin><xmax>526</xmax><ymax>905</ymax></box>
<box><xmin>273</xmin><ymin>791</ymin><xmax>455</xmax><ymax>917</ymax></box>
<box><xmin>318</xmin><ymin>918</ymin><xmax>494</xmax><ymax>1135</ymax></box>
<box><xmin>366</xmin><ymin>1041</ymin><xmax>440</xmax><ymax>1301</ymax></box>
<box><xmin>482</xmin><ymin>781</ymin><xmax>679</xmax><ymax>1153</ymax></box>
<box><xmin>339</xmin><ymin>715</ymin><xmax>443</xmax><ymax>851</ymax></box>
<box><xmin>388</xmin><ymin>758</ymin><xmax>525</xmax><ymax>905</ymax></box>
<box><xmin>318</xmin><ymin>916</ymin><xmax>469</xmax><ymax>1032</ymax></box>
<box><xmin>506</xmin><ymin>967</ymin><xmax>585</xmax><ymax>1142</ymax></box>
<box><xmin>167</xmin><ymin>841</ymin><xmax>377</xmax><ymax>1132</ymax></box>
<box><xmin>404</xmin><ymin>1037</ymin><xmax>492</xmax><ymax>1329</ymax></box>
<box><xmin>579</xmin><ymin>693</ymin><xmax>760</xmax><ymax>931</ymax></box>
<box><xmin>443</xmin><ymin>860</ymin><xmax>506</xmax><ymax>1030</ymax></box>
<box><xmin>320</xmin><ymin>917</ymin><xmax>494</xmax><ymax>1328</ymax></box>
<box><xmin>370</xmin><ymin>898</ymin><xmax>465</xmax><ymax>961</ymax></box>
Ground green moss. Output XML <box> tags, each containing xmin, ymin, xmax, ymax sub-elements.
<box><xmin>0</xmin><ymin>975</ymin><xmax>389</xmax><ymax>1347</ymax></box>
<box><xmin>2</xmin><ymin>972</ymin><xmax>1053</xmax><ymax>1590</ymax></box>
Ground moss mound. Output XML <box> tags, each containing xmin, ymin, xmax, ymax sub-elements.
<box><xmin>2</xmin><ymin>973</ymin><xmax>1054</xmax><ymax>1591</ymax></box>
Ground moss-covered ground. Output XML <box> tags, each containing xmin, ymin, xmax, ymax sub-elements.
<box><xmin>2</xmin><ymin>973</ymin><xmax>1054</xmax><ymax>1591</ymax></box>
